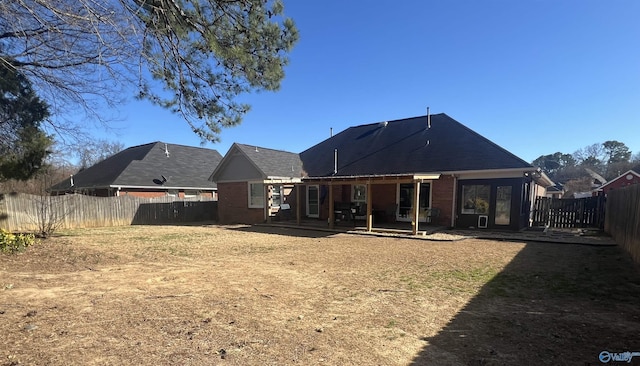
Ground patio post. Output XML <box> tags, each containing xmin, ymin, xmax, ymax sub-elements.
<box><xmin>366</xmin><ymin>181</ymin><xmax>373</xmax><ymax>232</ymax></box>
<box><xmin>412</xmin><ymin>180</ymin><xmax>420</xmax><ymax>235</ymax></box>
<box><xmin>296</xmin><ymin>184</ymin><xmax>301</xmax><ymax>225</ymax></box>
<box><xmin>328</xmin><ymin>183</ymin><xmax>335</xmax><ymax>229</ymax></box>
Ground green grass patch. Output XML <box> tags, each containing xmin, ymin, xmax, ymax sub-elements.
<box><xmin>399</xmin><ymin>266</ymin><xmax>500</xmax><ymax>294</ymax></box>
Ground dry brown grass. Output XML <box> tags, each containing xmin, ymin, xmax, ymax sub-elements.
<box><xmin>1</xmin><ymin>224</ymin><xmax>639</xmax><ymax>365</ymax></box>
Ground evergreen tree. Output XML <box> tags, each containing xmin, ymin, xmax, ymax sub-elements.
<box><xmin>0</xmin><ymin>65</ymin><xmax>52</xmax><ymax>181</ymax></box>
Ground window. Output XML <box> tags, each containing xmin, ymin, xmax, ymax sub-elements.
<box><xmin>461</xmin><ymin>185</ymin><xmax>490</xmax><ymax>214</ymax></box>
<box><xmin>495</xmin><ymin>186</ymin><xmax>512</xmax><ymax>225</ymax></box>
<box><xmin>352</xmin><ymin>184</ymin><xmax>367</xmax><ymax>202</ymax></box>
<box><xmin>248</xmin><ymin>182</ymin><xmax>264</xmax><ymax>208</ymax></box>
<box><xmin>271</xmin><ymin>185</ymin><xmax>282</xmax><ymax>207</ymax></box>
<box><xmin>166</xmin><ymin>189</ymin><xmax>179</xmax><ymax>197</ymax></box>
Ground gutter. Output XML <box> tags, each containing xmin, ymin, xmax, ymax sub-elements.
<box><xmin>109</xmin><ymin>185</ymin><xmax>217</xmax><ymax>190</ymax></box>
<box><xmin>303</xmin><ymin>173</ymin><xmax>441</xmax><ymax>181</ymax></box>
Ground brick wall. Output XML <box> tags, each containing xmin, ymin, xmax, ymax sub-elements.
<box><xmin>217</xmin><ymin>182</ymin><xmax>264</xmax><ymax>224</ymax></box>
<box><xmin>121</xmin><ymin>190</ymin><xmax>167</xmax><ymax>198</ymax></box>
<box><xmin>431</xmin><ymin>175</ymin><xmax>455</xmax><ymax>227</ymax></box>
<box><xmin>603</xmin><ymin>175</ymin><xmax>640</xmax><ymax>195</ymax></box>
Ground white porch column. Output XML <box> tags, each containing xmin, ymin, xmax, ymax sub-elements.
<box><xmin>366</xmin><ymin>181</ymin><xmax>373</xmax><ymax>232</ymax></box>
<box><xmin>412</xmin><ymin>180</ymin><xmax>420</xmax><ymax>235</ymax></box>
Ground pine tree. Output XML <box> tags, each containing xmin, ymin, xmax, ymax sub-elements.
<box><xmin>0</xmin><ymin>0</ymin><xmax>299</xmax><ymax>142</ymax></box>
<box><xmin>0</xmin><ymin>65</ymin><xmax>52</xmax><ymax>181</ymax></box>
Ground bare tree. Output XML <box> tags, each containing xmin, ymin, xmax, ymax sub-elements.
<box><xmin>75</xmin><ymin>139</ymin><xmax>125</xmax><ymax>170</ymax></box>
<box><xmin>1</xmin><ymin>0</ymin><xmax>299</xmax><ymax>142</ymax></box>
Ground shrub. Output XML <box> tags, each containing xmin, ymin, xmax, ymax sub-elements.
<box><xmin>0</xmin><ymin>229</ymin><xmax>36</xmax><ymax>254</ymax></box>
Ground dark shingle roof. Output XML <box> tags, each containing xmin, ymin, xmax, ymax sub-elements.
<box><xmin>234</xmin><ymin>143</ymin><xmax>304</xmax><ymax>178</ymax></box>
<box><xmin>300</xmin><ymin>113</ymin><xmax>532</xmax><ymax>177</ymax></box>
<box><xmin>49</xmin><ymin>142</ymin><xmax>222</xmax><ymax>191</ymax></box>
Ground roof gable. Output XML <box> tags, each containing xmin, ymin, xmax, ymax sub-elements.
<box><xmin>597</xmin><ymin>170</ymin><xmax>640</xmax><ymax>191</ymax></box>
<box><xmin>300</xmin><ymin>113</ymin><xmax>532</xmax><ymax>177</ymax></box>
<box><xmin>210</xmin><ymin>143</ymin><xmax>304</xmax><ymax>182</ymax></box>
<box><xmin>50</xmin><ymin>142</ymin><xmax>222</xmax><ymax>191</ymax></box>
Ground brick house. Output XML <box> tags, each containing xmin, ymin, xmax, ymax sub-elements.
<box><xmin>50</xmin><ymin>142</ymin><xmax>222</xmax><ymax>199</ymax></box>
<box><xmin>211</xmin><ymin>113</ymin><xmax>553</xmax><ymax>231</ymax></box>
<box><xmin>208</xmin><ymin>143</ymin><xmax>304</xmax><ymax>224</ymax></box>
<box><xmin>595</xmin><ymin>170</ymin><xmax>640</xmax><ymax>196</ymax></box>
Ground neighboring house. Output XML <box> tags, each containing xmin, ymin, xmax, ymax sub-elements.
<box><xmin>545</xmin><ymin>185</ymin><xmax>564</xmax><ymax>199</ymax></box>
<box><xmin>585</xmin><ymin>167</ymin><xmax>607</xmax><ymax>191</ymax></box>
<box><xmin>209</xmin><ymin>143</ymin><xmax>304</xmax><ymax>224</ymax></box>
<box><xmin>595</xmin><ymin>170</ymin><xmax>640</xmax><ymax>196</ymax></box>
<box><xmin>50</xmin><ymin>142</ymin><xmax>222</xmax><ymax>199</ymax></box>
<box><xmin>211</xmin><ymin>113</ymin><xmax>553</xmax><ymax>231</ymax></box>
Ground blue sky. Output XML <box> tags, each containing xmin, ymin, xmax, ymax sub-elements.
<box><xmin>105</xmin><ymin>0</ymin><xmax>640</xmax><ymax>164</ymax></box>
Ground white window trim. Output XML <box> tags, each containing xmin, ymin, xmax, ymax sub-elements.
<box><xmin>352</xmin><ymin>184</ymin><xmax>367</xmax><ymax>203</ymax></box>
<box><xmin>271</xmin><ymin>184</ymin><xmax>282</xmax><ymax>209</ymax></box>
<box><xmin>248</xmin><ymin>182</ymin><xmax>264</xmax><ymax>208</ymax></box>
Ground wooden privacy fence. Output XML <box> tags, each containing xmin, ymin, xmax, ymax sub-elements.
<box><xmin>605</xmin><ymin>184</ymin><xmax>640</xmax><ymax>264</ymax></box>
<box><xmin>532</xmin><ymin>196</ymin><xmax>605</xmax><ymax>229</ymax></box>
<box><xmin>0</xmin><ymin>193</ymin><xmax>218</xmax><ymax>232</ymax></box>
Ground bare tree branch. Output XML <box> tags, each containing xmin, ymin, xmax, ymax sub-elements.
<box><xmin>1</xmin><ymin>0</ymin><xmax>298</xmax><ymax>143</ymax></box>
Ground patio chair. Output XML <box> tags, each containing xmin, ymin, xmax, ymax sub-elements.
<box><xmin>334</xmin><ymin>202</ymin><xmax>354</xmax><ymax>223</ymax></box>
<box><xmin>425</xmin><ymin>207</ymin><xmax>440</xmax><ymax>224</ymax></box>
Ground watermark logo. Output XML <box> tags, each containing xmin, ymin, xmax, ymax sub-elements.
<box><xmin>599</xmin><ymin>351</ymin><xmax>640</xmax><ymax>363</ymax></box>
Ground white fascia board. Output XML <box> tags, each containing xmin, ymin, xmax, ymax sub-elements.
<box><xmin>110</xmin><ymin>185</ymin><xmax>217</xmax><ymax>191</ymax></box>
<box><xmin>264</xmin><ymin>177</ymin><xmax>303</xmax><ymax>183</ymax></box>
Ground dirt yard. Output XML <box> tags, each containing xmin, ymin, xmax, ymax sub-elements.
<box><xmin>1</xmin><ymin>224</ymin><xmax>639</xmax><ymax>365</ymax></box>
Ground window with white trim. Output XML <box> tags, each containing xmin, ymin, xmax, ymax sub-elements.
<box><xmin>271</xmin><ymin>185</ymin><xmax>282</xmax><ymax>207</ymax></box>
<box><xmin>248</xmin><ymin>182</ymin><xmax>264</xmax><ymax>208</ymax></box>
<box><xmin>352</xmin><ymin>184</ymin><xmax>366</xmax><ymax>203</ymax></box>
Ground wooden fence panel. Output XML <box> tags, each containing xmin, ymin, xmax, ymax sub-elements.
<box><xmin>532</xmin><ymin>196</ymin><xmax>604</xmax><ymax>229</ymax></box>
<box><xmin>605</xmin><ymin>185</ymin><xmax>640</xmax><ymax>264</ymax></box>
<box><xmin>0</xmin><ymin>193</ymin><xmax>218</xmax><ymax>232</ymax></box>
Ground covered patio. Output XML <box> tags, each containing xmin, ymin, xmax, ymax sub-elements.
<box><xmin>283</xmin><ymin>173</ymin><xmax>443</xmax><ymax>235</ymax></box>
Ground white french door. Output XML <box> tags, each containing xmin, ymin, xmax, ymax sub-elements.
<box><xmin>396</xmin><ymin>183</ymin><xmax>431</xmax><ymax>222</ymax></box>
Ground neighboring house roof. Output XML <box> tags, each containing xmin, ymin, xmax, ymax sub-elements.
<box><xmin>546</xmin><ymin>185</ymin><xmax>563</xmax><ymax>193</ymax></box>
<box><xmin>596</xmin><ymin>169</ymin><xmax>640</xmax><ymax>192</ymax></box>
<box><xmin>209</xmin><ymin>143</ymin><xmax>304</xmax><ymax>183</ymax></box>
<box><xmin>585</xmin><ymin>168</ymin><xmax>607</xmax><ymax>187</ymax></box>
<box><xmin>300</xmin><ymin>113</ymin><xmax>536</xmax><ymax>177</ymax></box>
<box><xmin>50</xmin><ymin>142</ymin><xmax>222</xmax><ymax>192</ymax></box>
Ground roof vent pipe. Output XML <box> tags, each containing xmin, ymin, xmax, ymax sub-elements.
<box><xmin>330</xmin><ymin>127</ymin><xmax>333</xmax><ymax>137</ymax></box>
<box><xmin>427</xmin><ymin>107</ymin><xmax>431</xmax><ymax>129</ymax></box>
<box><xmin>334</xmin><ymin>149</ymin><xmax>338</xmax><ymax>175</ymax></box>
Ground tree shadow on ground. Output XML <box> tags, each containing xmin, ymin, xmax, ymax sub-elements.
<box><xmin>411</xmin><ymin>241</ymin><xmax>640</xmax><ymax>366</ymax></box>
<box><xmin>226</xmin><ymin>224</ymin><xmax>338</xmax><ymax>239</ymax></box>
